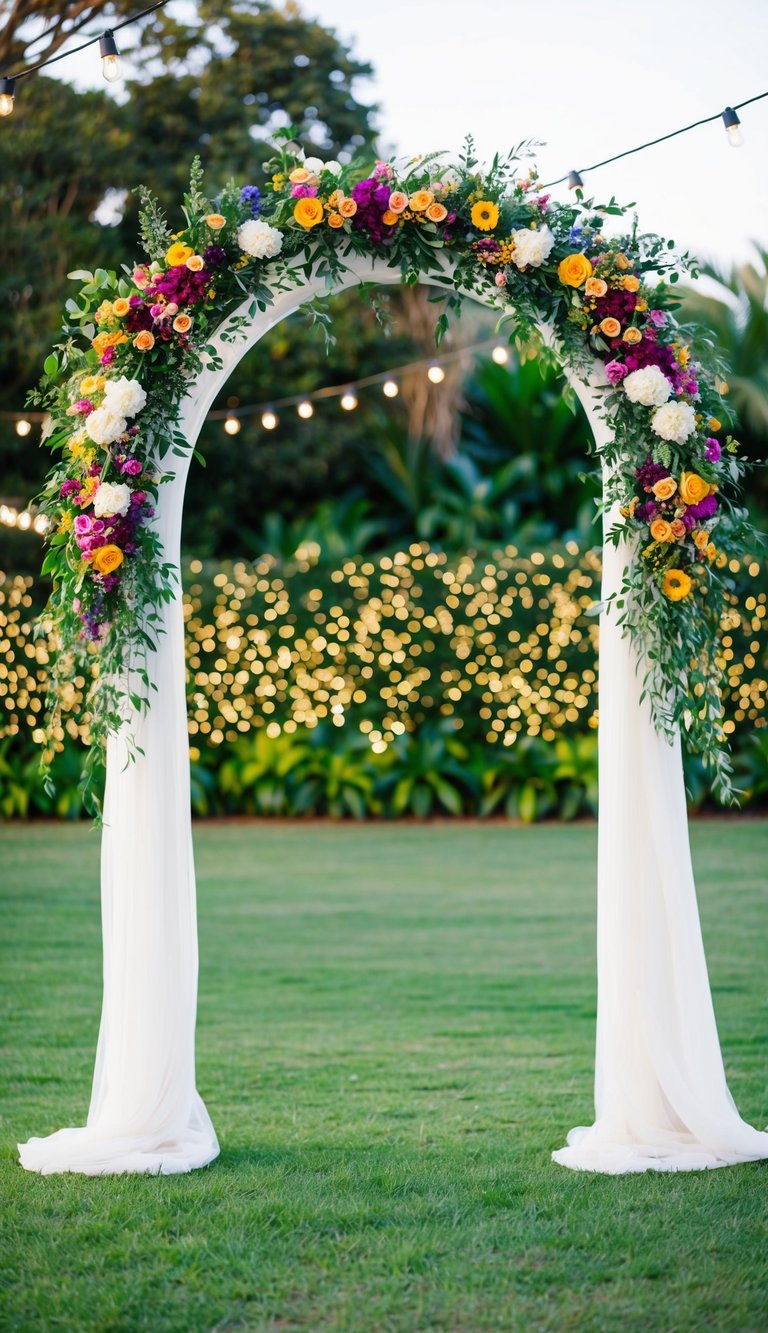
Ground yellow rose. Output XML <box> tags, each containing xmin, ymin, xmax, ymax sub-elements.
<box><xmin>471</xmin><ymin>200</ymin><xmax>500</xmax><ymax>231</ymax></box>
<box><xmin>584</xmin><ymin>277</ymin><xmax>608</xmax><ymax>298</ymax></box>
<box><xmin>679</xmin><ymin>471</ymin><xmax>711</xmax><ymax>506</ymax></box>
<box><xmin>293</xmin><ymin>197</ymin><xmax>325</xmax><ymax>229</ymax></box>
<box><xmin>650</xmin><ymin>518</ymin><xmax>675</xmax><ymax>543</ymax></box>
<box><xmin>622</xmin><ymin>327</ymin><xmax>642</xmax><ymax>344</ymax></box>
<box><xmin>165</xmin><ymin>242</ymin><xmax>194</xmax><ymax>267</ymax></box>
<box><xmin>662</xmin><ymin>568</ymin><xmax>693</xmax><ymax>601</ymax></box>
<box><xmin>620</xmin><ymin>274</ymin><xmax>641</xmax><ymax>292</ymax></box>
<box><xmin>92</xmin><ymin>544</ymin><xmax>124</xmax><ymax>575</ymax></box>
<box><xmin>409</xmin><ymin>190</ymin><xmax>434</xmax><ymax>212</ymax></box>
<box><xmin>133</xmin><ymin>330</ymin><xmax>155</xmax><ymax>351</ymax></box>
<box><xmin>558</xmin><ymin>254</ymin><xmax>594</xmax><ymax>287</ymax></box>
<box><xmin>692</xmin><ymin>529</ymin><xmax>710</xmax><ymax>550</ymax></box>
<box><xmin>111</xmin><ymin>298</ymin><xmax>131</xmax><ymax>318</ymax></box>
<box><xmin>204</xmin><ymin>214</ymin><xmax>226</xmax><ymax>231</ymax></box>
<box><xmin>615</xmin><ymin>253</ymin><xmax>632</xmax><ymax>271</ymax></box>
<box><xmin>652</xmin><ymin>477</ymin><xmax>677</xmax><ymax>501</ymax></box>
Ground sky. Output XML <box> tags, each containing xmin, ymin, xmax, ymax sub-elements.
<box><xmin>53</xmin><ymin>0</ymin><xmax>768</xmax><ymax>268</ymax></box>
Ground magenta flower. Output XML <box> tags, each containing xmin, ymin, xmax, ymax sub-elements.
<box><xmin>705</xmin><ymin>437</ymin><xmax>721</xmax><ymax>462</ymax></box>
<box><xmin>605</xmin><ymin>360</ymin><xmax>629</xmax><ymax>384</ymax></box>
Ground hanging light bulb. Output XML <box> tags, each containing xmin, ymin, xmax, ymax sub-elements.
<box><xmin>297</xmin><ymin>400</ymin><xmax>314</xmax><ymax>419</ymax></box>
<box><xmin>567</xmin><ymin>169</ymin><xmax>585</xmax><ymax>191</ymax></box>
<box><xmin>99</xmin><ymin>32</ymin><xmax>122</xmax><ymax>83</ymax></box>
<box><xmin>427</xmin><ymin>364</ymin><xmax>445</xmax><ymax>384</ymax></box>
<box><xmin>721</xmin><ymin>106</ymin><xmax>744</xmax><ymax>148</ymax></box>
<box><xmin>492</xmin><ymin>344</ymin><xmax>509</xmax><ymax>365</ymax></box>
<box><xmin>223</xmin><ymin>415</ymin><xmax>241</xmax><ymax>435</ymax></box>
<box><xmin>15</xmin><ymin>418</ymin><xmax>32</xmax><ymax>437</ymax></box>
<box><xmin>382</xmin><ymin>379</ymin><xmax>399</xmax><ymax>398</ymax></box>
<box><xmin>261</xmin><ymin>409</ymin><xmax>278</xmax><ymax>430</ymax></box>
<box><xmin>340</xmin><ymin>389</ymin><xmax>358</xmax><ymax>411</ymax></box>
<box><xmin>0</xmin><ymin>77</ymin><xmax>15</xmax><ymax>117</ymax></box>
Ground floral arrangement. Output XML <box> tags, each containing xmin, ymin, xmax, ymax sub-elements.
<box><xmin>28</xmin><ymin>138</ymin><xmax>750</xmax><ymax>809</ymax></box>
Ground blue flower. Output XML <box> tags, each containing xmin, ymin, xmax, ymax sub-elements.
<box><xmin>569</xmin><ymin>226</ymin><xmax>583</xmax><ymax>247</ymax></box>
<box><xmin>240</xmin><ymin>185</ymin><xmax>261</xmax><ymax>217</ymax></box>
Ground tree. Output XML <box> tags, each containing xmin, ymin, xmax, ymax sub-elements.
<box><xmin>0</xmin><ymin>1</ymin><xmax>135</xmax><ymax>69</ymax></box>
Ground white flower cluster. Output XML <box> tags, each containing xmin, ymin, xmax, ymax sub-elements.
<box><xmin>238</xmin><ymin>219</ymin><xmax>284</xmax><ymax>260</ymax></box>
<box><xmin>303</xmin><ymin>156</ymin><xmax>341</xmax><ymax>176</ymax></box>
<box><xmin>93</xmin><ymin>481</ymin><xmax>132</xmax><ymax>518</ymax></box>
<box><xmin>651</xmin><ymin>400</ymin><xmax>697</xmax><ymax>443</ymax></box>
<box><xmin>622</xmin><ymin>366</ymin><xmax>672</xmax><ymax>408</ymax></box>
<box><xmin>509</xmin><ymin>226</ymin><xmax>555</xmax><ymax>271</ymax></box>
<box><xmin>85</xmin><ymin>376</ymin><xmax>147</xmax><ymax>448</ymax></box>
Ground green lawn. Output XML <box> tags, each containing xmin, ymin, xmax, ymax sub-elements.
<box><xmin>1</xmin><ymin>820</ymin><xmax>767</xmax><ymax>1332</ymax></box>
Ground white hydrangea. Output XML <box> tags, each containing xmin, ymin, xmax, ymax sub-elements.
<box><xmin>103</xmin><ymin>376</ymin><xmax>147</xmax><ymax>419</ymax></box>
<box><xmin>622</xmin><ymin>366</ymin><xmax>672</xmax><ymax>408</ymax></box>
<box><xmin>509</xmin><ymin>225</ymin><xmax>555</xmax><ymax>270</ymax></box>
<box><xmin>303</xmin><ymin>156</ymin><xmax>325</xmax><ymax>175</ymax></box>
<box><xmin>651</xmin><ymin>399</ymin><xmax>697</xmax><ymax>443</ymax></box>
<box><xmin>93</xmin><ymin>481</ymin><xmax>131</xmax><ymax>518</ymax></box>
<box><xmin>237</xmin><ymin>219</ymin><xmax>284</xmax><ymax>261</ymax></box>
<box><xmin>85</xmin><ymin>405</ymin><xmax>127</xmax><ymax>447</ymax></box>
<box><xmin>323</xmin><ymin>160</ymin><xmax>342</xmax><ymax>176</ymax></box>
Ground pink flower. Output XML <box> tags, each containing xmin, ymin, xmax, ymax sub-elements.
<box><xmin>100</xmin><ymin>347</ymin><xmax>117</xmax><ymax>366</ymax></box>
<box><xmin>495</xmin><ymin>271</ymin><xmax>507</xmax><ymax>287</ymax></box>
<box><xmin>605</xmin><ymin>360</ymin><xmax>629</xmax><ymax>384</ymax></box>
<box><xmin>373</xmin><ymin>160</ymin><xmax>393</xmax><ymax>180</ymax></box>
<box><xmin>291</xmin><ymin>184</ymin><xmax>318</xmax><ymax>198</ymax></box>
<box><xmin>648</xmin><ymin>309</ymin><xmax>666</xmax><ymax>328</ymax></box>
<box><xmin>133</xmin><ymin>268</ymin><xmax>150</xmax><ymax>289</ymax></box>
<box><xmin>150</xmin><ymin>303</ymin><xmax>166</xmax><ymax>319</ymax></box>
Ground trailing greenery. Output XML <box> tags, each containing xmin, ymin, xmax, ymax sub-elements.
<box><xmin>3</xmin><ymin>820</ymin><xmax>768</xmax><ymax>1330</ymax></box>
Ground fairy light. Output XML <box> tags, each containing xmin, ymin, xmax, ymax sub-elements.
<box><xmin>721</xmin><ymin>107</ymin><xmax>744</xmax><ymax>148</ymax></box>
<box><xmin>491</xmin><ymin>345</ymin><xmax>509</xmax><ymax>365</ymax></box>
<box><xmin>382</xmin><ymin>379</ymin><xmax>399</xmax><ymax>398</ymax></box>
<box><xmin>427</xmin><ymin>364</ymin><xmax>445</xmax><ymax>384</ymax></box>
<box><xmin>340</xmin><ymin>389</ymin><xmax>358</xmax><ymax>411</ymax></box>
<box><xmin>297</xmin><ymin>400</ymin><xmax>314</xmax><ymax>419</ymax></box>
<box><xmin>0</xmin><ymin>77</ymin><xmax>15</xmax><ymax>117</ymax></box>
<box><xmin>15</xmin><ymin>418</ymin><xmax>31</xmax><ymax>437</ymax></box>
<box><xmin>223</xmin><ymin>415</ymin><xmax>241</xmax><ymax>435</ymax></box>
<box><xmin>99</xmin><ymin>32</ymin><xmax>122</xmax><ymax>83</ymax></box>
<box><xmin>261</xmin><ymin>409</ymin><xmax>278</xmax><ymax>430</ymax></box>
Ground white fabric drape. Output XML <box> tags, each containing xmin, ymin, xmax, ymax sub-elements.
<box><xmin>18</xmin><ymin>258</ymin><xmax>768</xmax><ymax>1175</ymax></box>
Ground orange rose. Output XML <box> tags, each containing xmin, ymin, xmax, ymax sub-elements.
<box><xmin>111</xmin><ymin>298</ymin><xmax>131</xmax><ymax>318</ymax></box>
<box><xmin>620</xmin><ymin>274</ymin><xmax>641</xmax><ymax>292</ymax></box>
<box><xmin>558</xmin><ymin>254</ymin><xmax>594</xmax><ymax>287</ymax></box>
<box><xmin>693</xmin><ymin>529</ymin><xmax>710</xmax><ymax>551</ymax></box>
<box><xmin>172</xmin><ymin>314</ymin><xmax>192</xmax><ymax>333</ymax></box>
<box><xmin>388</xmin><ymin>191</ymin><xmax>408</xmax><ymax>214</ymax></box>
<box><xmin>185</xmin><ymin>255</ymin><xmax>205</xmax><ymax>272</ymax></box>
<box><xmin>652</xmin><ymin>477</ymin><xmax>677</xmax><ymax>501</ymax></box>
<box><xmin>615</xmin><ymin>253</ymin><xmax>632</xmax><ymax>271</ymax></box>
<box><xmin>409</xmin><ymin>190</ymin><xmax>434</xmax><ymax>212</ymax></box>
<box><xmin>584</xmin><ymin>277</ymin><xmax>608</xmax><ymax>298</ymax></box>
<box><xmin>650</xmin><ymin>518</ymin><xmax>675</xmax><ymax>543</ymax></box>
<box><xmin>133</xmin><ymin>331</ymin><xmax>155</xmax><ymax>351</ymax></box>
<box><xmin>599</xmin><ymin>317</ymin><xmax>621</xmax><ymax>338</ymax></box>
<box><xmin>288</xmin><ymin>168</ymin><xmax>312</xmax><ymax>184</ymax></box>
<box><xmin>293</xmin><ymin>197</ymin><xmax>325</xmax><ymax>229</ymax></box>
<box><xmin>92</xmin><ymin>331</ymin><xmax>127</xmax><ymax>356</ymax></box>
<box><xmin>623</xmin><ymin>327</ymin><xmax>642</xmax><ymax>344</ymax></box>
<box><xmin>204</xmin><ymin>214</ymin><xmax>226</xmax><ymax>230</ymax></box>
<box><xmin>338</xmin><ymin>197</ymin><xmax>357</xmax><ymax>218</ymax></box>
<box><xmin>91</xmin><ymin>544</ymin><xmax>124</xmax><ymax>575</ymax></box>
<box><xmin>327</xmin><ymin>212</ymin><xmax>344</xmax><ymax>228</ymax></box>
<box><xmin>670</xmin><ymin>519</ymin><xmax>687</xmax><ymax>539</ymax></box>
<box><xmin>708</xmin><ymin>417</ymin><xmax>722</xmax><ymax>432</ymax></box>
<box><xmin>425</xmin><ymin>202</ymin><xmax>448</xmax><ymax>223</ymax></box>
<box><xmin>679</xmin><ymin>471</ymin><xmax>711</xmax><ymax>506</ymax></box>
<box><xmin>381</xmin><ymin>210</ymin><xmax>399</xmax><ymax>226</ymax></box>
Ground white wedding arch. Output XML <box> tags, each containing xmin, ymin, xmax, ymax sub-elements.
<box><xmin>19</xmin><ymin>254</ymin><xmax>768</xmax><ymax>1176</ymax></box>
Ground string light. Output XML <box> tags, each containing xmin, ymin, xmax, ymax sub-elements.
<box><xmin>722</xmin><ymin>106</ymin><xmax>744</xmax><ymax>148</ymax></box>
<box><xmin>427</xmin><ymin>364</ymin><xmax>445</xmax><ymax>384</ymax></box>
<box><xmin>0</xmin><ymin>504</ymin><xmax>49</xmax><ymax>533</ymax></box>
<box><xmin>567</xmin><ymin>170</ymin><xmax>585</xmax><ymax>191</ymax></box>
<box><xmin>99</xmin><ymin>32</ymin><xmax>122</xmax><ymax>83</ymax></box>
<box><xmin>491</xmin><ymin>345</ymin><xmax>510</xmax><ymax>365</ymax></box>
<box><xmin>0</xmin><ymin>77</ymin><xmax>15</xmax><ymax>117</ymax></box>
<box><xmin>223</xmin><ymin>415</ymin><xmax>241</xmax><ymax>435</ymax></box>
<box><xmin>15</xmin><ymin>418</ymin><xmax>32</xmax><ymax>437</ymax></box>
<box><xmin>261</xmin><ymin>409</ymin><xmax>278</xmax><ymax>430</ymax></box>
<box><xmin>340</xmin><ymin>389</ymin><xmax>358</xmax><ymax>411</ymax></box>
<box><xmin>382</xmin><ymin>379</ymin><xmax>399</xmax><ymax>398</ymax></box>
<box><xmin>297</xmin><ymin>400</ymin><xmax>314</xmax><ymax>419</ymax></box>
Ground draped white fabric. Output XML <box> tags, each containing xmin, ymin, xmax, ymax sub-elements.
<box><xmin>18</xmin><ymin>257</ymin><xmax>768</xmax><ymax>1175</ymax></box>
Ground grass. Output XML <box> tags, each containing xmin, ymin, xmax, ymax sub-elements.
<box><xmin>1</xmin><ymin>818</ymin><xmax>767</xmax><ymax>1332</ymax></box>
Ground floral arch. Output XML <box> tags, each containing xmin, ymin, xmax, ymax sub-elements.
<box><xmin>18</xmin><ymin>143</ymin><xmax>768</xmax><ymax>1176</ymax></box>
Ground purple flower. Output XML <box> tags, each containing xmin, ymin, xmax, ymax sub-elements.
<box><xmin>648</xmin><ymin>309</ymin><xmax>667</xmax><ymax>328</ymax></box>
<box><xmin>60</xmin><ymin>479</ymin><xmax>82</xmax><ymax>498</ymax></box>
<box><xmin>686</xmin><ymin>494</ymin><xmax>718</xmax><ymax>521</ymax></box>
<box><xmin>291</xmin><ymin>183</ymin><xmax>318</xmax><ymax>198</ymax></box>
<box><xmin>705</xmin><ymin>437</ymin><xmax>721</xmax><ymax>462</ymax></box>
<box><xmin>636</xmin><ymin>500</ymin><xmax>658</xmax><ymax>523</ymax></box>
<box><xmin>240</xmin><ymin>185</ymin><xmax>261</xmax><ymax>216</ymax></box>
<box><xmin>203</xmin><ymin>245</ymin><xmax>226</xmax><ymax>270</ymax></box>
<box><xmin>100</xmin><ymin>347</ymin><xmax>117</xmax><ymax>366</ymax></box>
<box><xmin>604</xmin><ymin>359</ymin><xmax>629</xmax><ymax>384</ymax></box>
<box><xmin>635</xmin><ymin>456</ymin><xmax>670</xmax><ymax>491</ymax></box>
